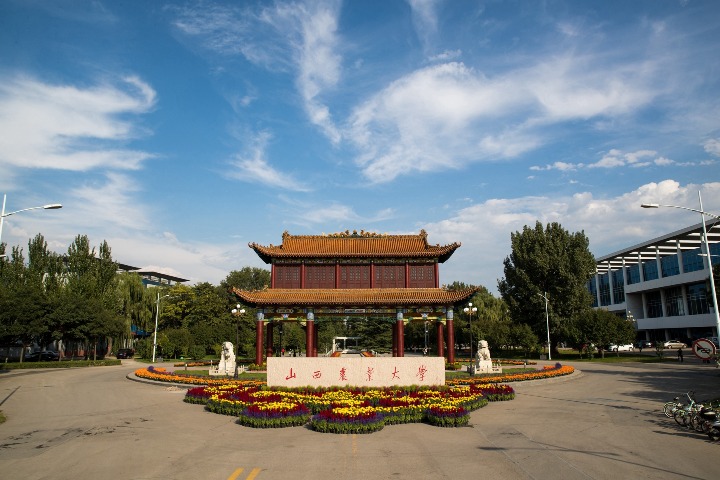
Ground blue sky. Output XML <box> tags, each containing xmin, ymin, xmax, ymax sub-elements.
<box><xmin>1</xmin><ymin>0</ymin><xmax>719</xmax><ymax>292</ymax></box>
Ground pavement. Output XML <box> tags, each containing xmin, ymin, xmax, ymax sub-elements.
<box><xmin>2</xmin><ymin>357</ymin><xmax>720</xmax><ymax>480</ymax></box>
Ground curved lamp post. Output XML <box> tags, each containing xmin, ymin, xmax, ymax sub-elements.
<box><xmin>231</xmin><ymin>305</ymin><xmax>245</xmax><ymax>378</ymax></box>
<box><xmin>463</xmin><ymin>303</ymin><xmax>477</xmax><ymax>374</ymax></box>
<box><xmin>152</xmin><ymin>293</ymin><xmax>170</xmax><ymax>362</ymax></box>
<box><xmin>641</xmin><ymin>191</ymin><xmax>720</xmax><ymax>341</ymax></box>
<box><xmin>538</xmin><ymin>292</ymin><xmax>551</xmax><ymax>360</ymax></box>
<box><xmin>1</xmin><ymin>194</ymin><xmax>62</xmax><ymax>257</ymax></box>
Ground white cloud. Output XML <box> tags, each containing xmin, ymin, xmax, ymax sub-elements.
<box><xmin>280</xmin><ymin>197</ymin><xmax>395</xmax><ymax>228</ymax></box>
<box><xmin>226</xmin><ymin>131</ymin><xmax>311</xmax><ymax>192</ymax></box>
<box><xmin>531</xmin><ymin>148</ymin><xmax>707</xmax><ymax>171</ymax></box>
<box><xmin>0</xmin><ymin>75</ymin><xmax>156</xmax><ymax>172</ymax></box>
<box><xmin>348</xmin><ymin>48</ymin><xmax>662</xmax><ymax>183</ymax></box>
<box><xmin>704</xmin><ymin>138</ymin><xmax>720</xmax><ymax>157</ymax></box>
<box><xmin>172</xmin><ymin>0</ymin><xmax>343</xmax><ymax>143</ymax></box>
<box><xmin>423</xmin><ymin>180</ymin><xmax>720</xmax><ymax>293</ymax></box>
<box><xmin>407</xmin><ymin>0</ymin><xmax>440</xmax><ymax>52</ymax></box>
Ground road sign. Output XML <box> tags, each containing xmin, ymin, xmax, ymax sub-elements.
<box><xmin>692</xmin><ymin>338</ymin><xmax>717</xmax><ymax>359</ymax></box>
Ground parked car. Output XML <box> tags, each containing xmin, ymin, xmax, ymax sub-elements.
<box><xmin>607</xmin><ymin>344</ymin><xmax>634</xmax><ymax>352</ymax></box>
<box><xmin>116</xmin><ymin>348</ymin><xmax>135</xmax><ymax>359</ymax></box>
<box><xmin>635</xmin><ymin>341</ymin><xmax>653</xmax><ymax>349</ymax></box>
<box><xmin>24</xmin><ymin>351</ymin><xmax>60</xmax><ymax>362</ymax></box>
<box><xmin>663</xmin><ymin>340</ymin><xmax>687</xmax><ymax>349</ymax></box>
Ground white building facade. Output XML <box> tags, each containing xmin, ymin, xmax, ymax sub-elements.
<box><xmin>590</xmin><ymin>218</ymin><xmax>720</xmax><ymax>344</ymax></box>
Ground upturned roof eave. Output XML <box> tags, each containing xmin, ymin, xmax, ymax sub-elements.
<box><xmin>231</xmin><ymin>287</ymin><xmax>477</xmax><ymax>308</ymax></box>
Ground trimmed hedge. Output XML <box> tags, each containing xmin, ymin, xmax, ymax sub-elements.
<box><xmin>0</xmin><ymin>359</ymin><xmax>121</xmax><ymax>370</ymax></box>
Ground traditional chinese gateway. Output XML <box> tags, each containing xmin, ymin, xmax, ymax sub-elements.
<box><xmin>233</xmin><ymin>230</ymin><xmax>477</xmax><ymax>366</ymax></box>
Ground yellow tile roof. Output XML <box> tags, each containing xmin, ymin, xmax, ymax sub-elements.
<box><xmin>250</xmin><ymin>230</ymin><xmax>460</xmax><ymax>263</ymax></box>
<box><xmin>232</xmin><ymin>287</ymin><xmax>477</xmax><ymax>307</ymax></box>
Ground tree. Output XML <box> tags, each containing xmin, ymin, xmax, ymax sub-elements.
<box><xmin>221</xmin><ymin>267</ymin><xmax>270</xmax><ymax>292</ymax></box>
<box><xmin>355</xmin><ymin>317</ymin><xmax>393</xmax><ymax>353</ymax></box>
<box><xmin>498</xmin><ymin>221</ymin><xmax>596</xmax><ymax>354</ymax></box>
<box><xmin>464</xmin><ymin>287</ymin><xmax>511</xmax><ymax>353</ymax></box>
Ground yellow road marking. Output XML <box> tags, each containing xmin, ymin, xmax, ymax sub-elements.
<box><xmin>228</xmin><ymin>468</ymin><xmax>244</xmax><ymax>480</ymax></box>
<box><xmin>228</xmin><ymin>467</ymin><xmax>262</xmax><ymax>480</ymax></box>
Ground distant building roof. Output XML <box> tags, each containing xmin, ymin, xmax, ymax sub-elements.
<box><xmin>595</xmin><ymin>217</ymin><xmax>720</xmax><ymax>274</ymax></box>
<box><xmin>118</xmin><ymin>263</ymin><xmax>189</xmax><ymax>284</ymax></box>
<box><xmin>249</xmin><ymin>230</ymin><xmax>460</xmax><ymax>263</ymax></box>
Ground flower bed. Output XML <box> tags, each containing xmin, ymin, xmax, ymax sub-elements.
<box><xmin>237</xmin><ymin>402</ymin><xmax>311</xmax><ymax>428</ymax></box>
<box><xmin>136</xmin><ymin>363</ymin><xmax>575</xmax><ymax>434</ymax></box>
<box><xmin>425</xmin><ymin>404</ymin><xmax>469</xmax><ymax>427</ymax></box>
<box><xmin>309</xmin><ymin>405</ymin><xmax>385</xmax><ymax>434</ymax></box>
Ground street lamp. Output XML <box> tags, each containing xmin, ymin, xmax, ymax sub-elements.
<box><xmin>642</xmin><ymin>191</ymin><xmax>720</xmax><ymax>342</ymax></box>
<box><xmin>152</xmin><ymin>292</ymin><xmax>170</xmax><ymax>363</ymax></box>
<box><xmin>538</xmin><ymin>292</ymin><xmax>551</xmax><ymax>360</ymax></box>
<box><xmin>0</xmin><ymin>193</ymin><xmax>62</xmax><ymax>257</ymax></box>
<box><xmin>231</xmin><ymin>305</ymin><xmax>245</xmax><ymax>378</ymax></box>
<box><xmin>463</xmin><ymin>303</ymin><xmax>477</xmax><ymax>374</ymax></box>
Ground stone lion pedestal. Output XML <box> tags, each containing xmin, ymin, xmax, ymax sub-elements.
<box><xmin>209</xmin><ymin>341</ymin><xmax>236</xmax><ymax>376</ymax></box>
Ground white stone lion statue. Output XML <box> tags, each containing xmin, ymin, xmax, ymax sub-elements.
<box><xmin>210</xmin><ymin>341</ymin><xmax>235</xmax><ymax>376</ymax></box>
<box><xmin>476</xmin><ymin>340</ymin><xmax>491</xmax><ymax>361</ymax></box>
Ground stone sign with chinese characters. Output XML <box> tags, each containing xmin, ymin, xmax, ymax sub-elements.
<box><xmin>267</xmin><ymin>357</ymin><xmax>445</xmax><ymax>388</ymax></box>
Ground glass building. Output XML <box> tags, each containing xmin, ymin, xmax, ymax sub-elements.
<box><xmin>590</xmin><ymin>218</ymin><xmax>720</xmax><ymax>345</ymax></box>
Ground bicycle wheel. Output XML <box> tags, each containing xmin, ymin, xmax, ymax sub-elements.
<box><xmin>692</xmin><ymin>415</ymin><xmax>705</xmax><ymax>432</ymax></box>
<box><xmin>674</xmin><ymin>410</ymin><xmax>687</xmax><ymax>427</ymax></box>
<box><xmin>663</xmin><ymin>402</ymin><xmax>677</xmax><ymax>418</ymax></box>
<box><xmin>708</xmin><ymin>427</ymin><xmax>720</xmax><ymax>442</ymax></box>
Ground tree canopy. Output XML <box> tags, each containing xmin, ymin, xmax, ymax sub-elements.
<box><xmin>498</xmin><ymin>221</ymin><xmax>596</xmax><ymax>352</ymax></box>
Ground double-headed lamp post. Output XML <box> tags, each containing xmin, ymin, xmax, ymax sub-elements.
<box><xmin>152</xmin><ymin>293</ymin><xmax>170</xmax><ymax>363</ymax></box>
<box><xmin>642</xmin><ymin>191</ymin><xmax>720</xmax><ymax>341</ymax></box>
<box><xmin>1</xmin><ymin>194</ymin><xmax>62</xmax><ymax>257</ymax></box>
<box><xmin>231</xmin><ymin>305</ymin><xmax>245</xmax><ymax>378</ymax></box>
<box><xmin>538</xmin><ymin>292</ymin><xmax>551</xmax><ymax>360</ymax></box>
<box><xmin>463</xmin><ymin>303</ymin><xmax>477</xmax><ymax>373</ymax></box>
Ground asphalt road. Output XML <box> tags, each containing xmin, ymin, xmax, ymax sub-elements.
<box><xmin>1</xmin><ymin>358</ymin><xmax>719</xmax><ymax>480</ymax></box>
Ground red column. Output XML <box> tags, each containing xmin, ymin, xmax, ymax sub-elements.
<box><xmin>447</xmin><ymin>314</ymin><xmax>455</xmax><ymax>364</ymax></box>
<box><xmin>434</xmin><ymin>263</ymin><xmax>439</xmax><ymax>288</ymax></box>
<box><xmin>255</xmin><ymin>317</ymin><xmax>264</xmax><ymax>366</ymax></box>
<box><xmin>266</xmin><ymin>323</ymin><xmax>274</xmax><ymax>359</ymax></box>
<box><xmin>301</xmin><ymin>264</ymin><xmax>306</xmax><ymax>289</ymax></box>
<box><xmin>436</xmin><ymin>322</ymin><xmax>444</xmax><ymax>358</ymax></box>
<box><xmin>397</xmin><ymin>318</ymin><xmax>405</xmax><ymax>357</ymax></box>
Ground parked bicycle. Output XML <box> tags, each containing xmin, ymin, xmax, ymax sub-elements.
<box><xmin>663</xmin><ymin>394</ymin><xmax>686</xmax><ymax>418</ymax></box>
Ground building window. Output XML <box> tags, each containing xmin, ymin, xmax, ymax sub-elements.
<box><xmin>305</xmin><ymin>265</ymin><xmax>335</xmax><ymax>289</ymax></box>
<box><xmin>611</xmin><ymin>269</ymin><xmax>625</xmax><ymax>303</ymax></box>
<box><xmin>626</xmin><ymin>264</ymin><xmax>640</xmax><ymax>285</ymax></box>
<box><xmin>646</xmin><ymin>291</ymin><xmax>663</xmax><ymax>318</ymax></box>
<box><xmin>642</xmin><ymin>260</ymin><xmax>659</xmax><ymax>281</ymax></box>
<box><xmin>408</xmin><ymin>264</ymin><xmax>435</xmax><ymax>288</ymax></box>
<box><xmin>587</xmin><ymin>278</ymin><xmax>598</xmax><ymax>307</ymax></box>
<box><xmin>686</xmin><ymin>282</ymin><xmax>709</xmax><ymax>315</ymax></box>
<box><xmin>339</xmin><ymin>265</ymin><xmax>371</xmax><ymax>289</ymax></box>
<box><xmin>660</xmin><ymin>255</ymin><xmax>679</xmax><ymax>277</ymax></box>
<box><xmin>711</xmin><ymin>242</ymin><xmax>720</xmax><ymax>267</ymax></box>
<box><xmin>275</xmin><ymin>265</ymin><xmax>301</xmax><ymax>288</ymax></box>
<box><xmin>374</xmin><ymin>265</ymin><xmax>405</xmax><ymax>288</ymax></box>
<box><xmin>598</xmin><ymin>273</ymin><xmax>611</xmax><ymax>306</ymax></box>
<box><xmin>664</xmin><ymin>287</ymin><xmax>685</xmax><ymax>317</ymax></box>
<box><xmin>682</xmin><ymin>248</ymin><xmax>704</xmax><ymax>273</ymax></box>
